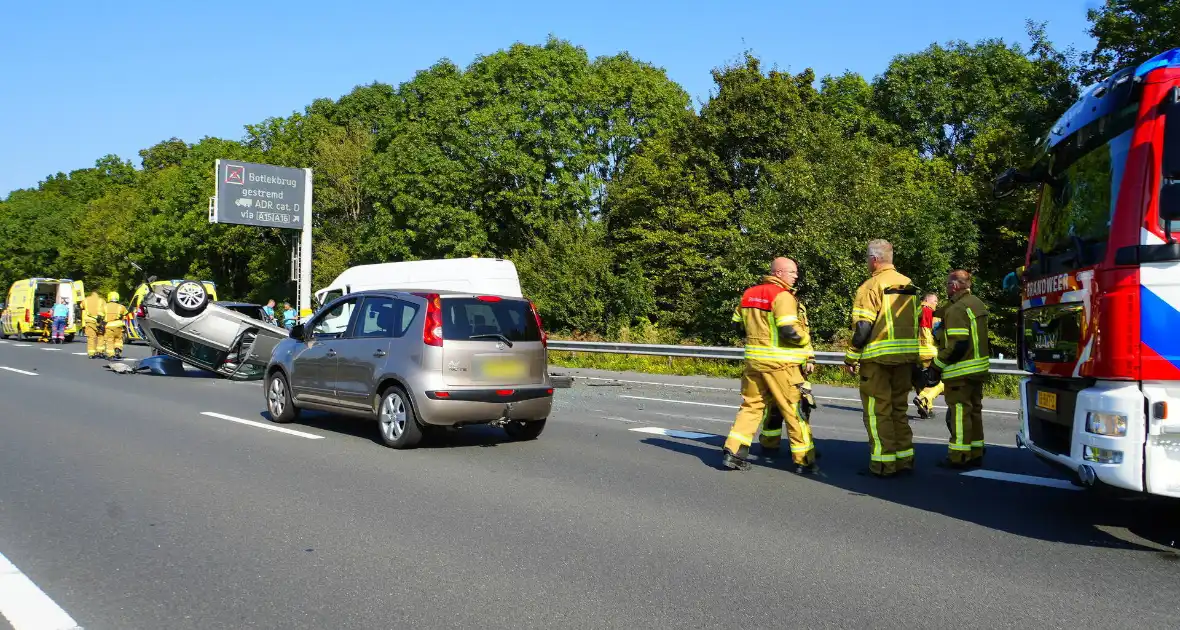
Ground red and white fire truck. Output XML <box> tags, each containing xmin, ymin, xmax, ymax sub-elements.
<box><xmin>997</xmin><ymin>49</ymin><xmax>1180</xmax><ymax>497</ymax></box>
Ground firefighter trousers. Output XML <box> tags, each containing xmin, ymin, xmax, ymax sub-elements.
<box><xmin>104</xmin><ymin>323</ymin><xmax>124</xmax><ymax>356</ymax></box>
<box><xmin>943</xmin><ymin>378</ymin><xmax>985</xmax><ymax>463</ymax></box>
<box><xmin>84</xmin><ymin>319</ymin><xmax>103</xmax><ymax>356</ymax></box>
<box><xmin>725</xmin><ymin>365</ymin><xmax>815</xmax><ymax>466</ymax></box>
<box><xmin>859</xmin><ymin>362</ymin><xmax>915</xmax><ymax>475</ymax></box>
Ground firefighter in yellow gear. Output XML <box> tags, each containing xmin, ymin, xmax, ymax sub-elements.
<box><xmin>103</xmin><ymin>291</ymin><xmax>128</xmax><ymax>359</ymax></box>
<box><xmin>81</xmin><ymin>291</ymin><xmax>107</xmax><ymax>358</ymax></box>
<box><xmin>914</xmin><ymin>293</ymin><xmax>945</xmax><ymax>418</ymax></box>
<box><xmin>760</xmin><ymin>381</ymin><xmax>818</xmax><ymax>453</ymax></box>
<box><xmin>844</xmin><ymin>239</ymin><xmax>921</xmax><ymax>477</ymax></box>
<box><xmin>926</xmin><ymin>270</ymin><xmax>990</xmax><ymax>468</ymax></box>
<box><xmin>722</xmin><ymin>257</ymin><xmax>818</xmax><ymax>475</ymax></box>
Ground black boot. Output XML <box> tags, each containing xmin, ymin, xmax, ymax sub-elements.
<box><xmin>722</xmin><ymin>451</ymin><xmax>751</xmax><ymax>471</ymax></box>
<box><xmin>792</xmin><ymin>462</ymin><xmax>818</xmax><ymax>476</ymax></box>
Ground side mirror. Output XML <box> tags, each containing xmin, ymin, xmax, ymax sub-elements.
<box><xmin>993</xmin><ymin>168</ymin><xmax>1019</xmax><ymax>199</ymax></box>
<box><xmin>1163</xmin><ymin>87</ymin><xmax>1180</xmax><ymax>179</ymax></box>
<box><xmin>289</xmin><ymin>323</ymin><xmax>305</xmax><ymax>340</ymax></box>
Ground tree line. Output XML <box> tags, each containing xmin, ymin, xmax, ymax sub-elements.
<box><xmin>1</xmin><ymin>1</ymin><xmax>1176</xmax><ymax>352</ymax></box>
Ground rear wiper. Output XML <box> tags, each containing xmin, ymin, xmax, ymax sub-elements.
<box><xmin>469</xmin><ymin>333</ymin><xmax>513</xmax><ymax>348</ymax></box>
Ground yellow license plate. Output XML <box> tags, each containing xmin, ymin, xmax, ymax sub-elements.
<box><xmin>1036</xmin><ymin>391</ymin><xmax>1057</xmax><ymax>411</ymax></box>
<box><xmin>479</xmin><ymin>358</ymin><xmax>527</xmax><ymax>379</ymax></box>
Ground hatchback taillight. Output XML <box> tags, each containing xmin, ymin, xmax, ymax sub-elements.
<box><xmin>528</xmin><ymin>299</ymin><xmax>547</xmax><ymax>348</ymax></box>
<box><xmin>414</xmin><ymin>292</ymin><xmax>444</xmax><ymax>347</ymax></box>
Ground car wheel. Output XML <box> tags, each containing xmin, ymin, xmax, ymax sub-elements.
<box><xmin>503</xmin><ymin>419</ymin><xmax>546</xmax><ymax>441</ymax></box>
<box><xmin>64</xmin><ymin>334</ymin><xmax>75</xmax><ymax>343</ymax></box>
<box><xmin>377</xmin><ymin>386</ymin><xmax>423</xmax><ymax>449</ymax></box>
<box><xmin>170</xmin><ymin>280</ymin><xmax>209</xmax><ymax>316</ymax></box>
<box><xmin>266</xmin><ymin>371</ymin><xmax>299</xmax><ymax>423</ymax></box>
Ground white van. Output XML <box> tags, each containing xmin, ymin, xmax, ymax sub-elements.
<box><xmin>315</xmin><ymin>258</ymin><xmax>523</xmax><ymax>306</ymax></box>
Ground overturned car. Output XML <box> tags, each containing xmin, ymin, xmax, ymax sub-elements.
<box><xmin>137</xmin><ymin>280</ymin><xmax>289</xmax><ymax>380</ymax></box>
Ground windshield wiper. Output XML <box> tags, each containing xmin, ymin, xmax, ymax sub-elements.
<box><xmin>469</xmin><ymin>333</ymin><xmax>513</xmax><ymax>348</ymax></box>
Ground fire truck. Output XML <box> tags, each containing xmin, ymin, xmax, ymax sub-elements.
<box><xmin>994</xmin><ymin>49</ymin><xmax>1180</xmax><ymax>496</ymax></box>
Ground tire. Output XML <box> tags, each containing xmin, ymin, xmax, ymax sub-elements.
<box><xmin>170</xmin><ymin>280</ymin><xmax>209</xmax><ymax>316</ymax></box>
<box><xmin>64</xmin><ymin>334</ymin><xmax>75</xmax><ymax>343</ymax></box>
<box><xmin>377</xmin><ymin>386</ymin><xmax>423</xmax><ymax>449</ymax></box>
<box><xmin>266</xmin><ymin>371</ymin><xmax>299</xmax><ymax>424</ymax></box>
<box><xmin>503</xmin><ymin>419</ymin><xmax>546</xmax><ymax>441</ymax></box>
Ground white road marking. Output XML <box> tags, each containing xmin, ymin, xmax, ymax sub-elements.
<box><xmin>575</xmin><ymin>376</ymin><xmax>732</xmax><ymax>391</ymax></box>
<box><xmin>0</xmin><ymin>367</ymin><xmax>37</xmax><ymax>376</ymax></box>
<box><xmin>11</xmin><ymin>344</ymin><xmax>32</xmax><ymax>348</ymax></box>
<box><xmin>630</xmin><ymin>427</ymin><xmax>719</xmax><ymax>440</ymax></box>
<box><xmin>577</xmin><ymin>376</ymin><xmax>1018</xmax><ymax>415</ymax></box>
<box><xmin>0</xmin><ymin>549</ymin><xmax>82</xmax><ymax>630</ymax></box>
<box><xmin>200</xmin><ymin>412</ymin><xmax>324</xmax><ymax>440</ymax></box>
<box><xmin>41</xmin><ymin>348</ymin><xmax>61</xmax><ymax>352</ymax></box>
<box><xmin>72</xmin><ymin>353</ymin><xmax>88</xmax><ymax>356</ymax></box>
<box><xmin>960</xmin><ymin>469</ymin><xmax>1081</xmax><ymax>491</ymax></box>
<box><xmin>621</xmin><ymin>395</ymin><xmax>735</xmax><ymax>409</ymax></box>
<box><xmin>621</xmin><ymin>393</ymin><xmax>1017</xmax><ymax>416</ymax></box>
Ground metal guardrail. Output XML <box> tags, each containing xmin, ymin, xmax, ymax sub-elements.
<box><xmin>548</xmin><ymin>340</ymin><xmax>1028</xmax><ymax>376</ymax></box>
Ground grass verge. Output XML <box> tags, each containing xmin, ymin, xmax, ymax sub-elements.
<box><xmin>548</xmin><ymin>350</ymin><xmax>1021</xmax><ymax>400</ymax></box>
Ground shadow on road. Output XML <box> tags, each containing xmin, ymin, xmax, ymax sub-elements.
<box><xmin>257</xmin><ymin>411</ymin><xmax>516</xmax><ymax>449</ymax></box>
<box><xmin>640</xmin><ymin>435</ymin><xmax>1180</xmax><ymax>556</ymax></box>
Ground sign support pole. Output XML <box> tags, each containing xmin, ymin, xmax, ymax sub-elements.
<box><xmin>298</xmin><ymin>168</ymin><xmax>313</xmax><ymax>319</ymax></box>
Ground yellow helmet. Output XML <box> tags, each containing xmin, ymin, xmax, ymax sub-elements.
<box><xmin>107</xmin><ymin>291</ymin><xmax>120</xmax><ymax>302</ymax></box>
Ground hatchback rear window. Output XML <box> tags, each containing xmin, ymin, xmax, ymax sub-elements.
<box><xmin>441</xmin><ymin>298</ymin><xmax>541</xmax><ymax>342</ymax></box>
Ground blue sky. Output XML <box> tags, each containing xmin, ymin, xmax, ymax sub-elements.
<box><xmin>0</xmin><ymin>0</ymin><xmax>1097</xmax><ymax>197</ymax></box>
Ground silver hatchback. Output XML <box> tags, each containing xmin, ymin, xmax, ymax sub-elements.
<box><xmin>264</xmin><ymin>290</ymin><xmax>553</xmax><ymax>448</ymax></box>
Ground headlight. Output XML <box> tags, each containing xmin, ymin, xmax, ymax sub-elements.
<box><xmin>1086</xmin><ymin>412</ymin><xmax>1127</xmax><ymax>437</ymax></box>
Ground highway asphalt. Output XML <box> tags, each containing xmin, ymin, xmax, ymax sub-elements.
<box><xmin>1</xmin><ymin>338</ymin><xmax>1178</xmax><ymax>629</ymax></box>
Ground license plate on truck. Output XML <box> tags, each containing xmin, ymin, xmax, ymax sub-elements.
<box><xmin>1036</xmin><ymin>391</ymin><xmax>1057</xmax><ymax>412</ymax></box>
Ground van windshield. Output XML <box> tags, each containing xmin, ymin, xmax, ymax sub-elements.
<box><xmin>1034</xmin><ymin>101</ymin><xmax>1138</xmax><ymax>257</ymax></box>
<box><xmin>441</xmin><ymin>298</ymin><xmax>541</xmax><ymax>342</ymax></box>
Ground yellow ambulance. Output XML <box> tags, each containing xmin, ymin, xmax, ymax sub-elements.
<box><xmin>0</xmin><ymin>278</ymin><xmax>86</xmax><ymax>341</ymax></box>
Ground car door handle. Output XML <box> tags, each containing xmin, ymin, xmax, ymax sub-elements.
<box><xmin>327</xmin><ymin>349</ymin><xmax>337</xmax><ymax>357</ymax></box>
<box><xmin>373</xmin><ymin>349</ymin><xmax>387</xmax><ymax>357</ymax></box>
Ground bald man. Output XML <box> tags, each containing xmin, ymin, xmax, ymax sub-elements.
<box><xmin>722</xmin><ymin>257</ymin><xmax>818</xmax><ymax>474</ymax></box>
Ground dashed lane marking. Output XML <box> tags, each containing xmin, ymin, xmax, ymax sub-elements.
<box><xmin>630</xmin><ymin>427</ymin><xmax>719</xmax><ymax>440</ymax></box>
<box><xmin>0</xmin><ymin>549</ymin><xmax>82</xmax><ymax>630</ymax></box>
<box><xmin>0</xmin><ymin>367</ymin><xmax>37</xmax><ymax>376</ymax></box>
<box><xmin>200</xmin><ymin>412</ymin><xmax>324</xmax><ymax>440</ymax></box>
<box><xmin>624</xmin><ymin>417</ymin><xmax>1010</xmax><ymax>448</ymax></box>
<box><xmin>960</xmin><ymin>469</ymin><xmax>1081</xmax><ymax>491</ymax></box>
<box><xmin>41</xmin><ymin>348</ymin><xmax>62</xmax><ymax>352</ymax></box>
<box><xmin>72</xmin><ymin>353</ymin><xmax>88</xmax><ymax>356</ymax></box>
<box><xmin>11</xmin><ymin>344</ymin><xmax>32</xmax><ymax>348</ymax></box>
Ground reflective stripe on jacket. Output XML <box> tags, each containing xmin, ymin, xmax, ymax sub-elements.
<box><xmin>845</xmin><ymin>264</ymin><xmax>920</xmax><ymax>365</ymax></box>
<box><xmin>734</xmin><ymin>276</ymin><xmax>813</xmax><ymax>372</ymax></box>
<box><xmin>934</xmin><ymin>290</ymin><xmax>990</xmax><ymax>380</ymax></box>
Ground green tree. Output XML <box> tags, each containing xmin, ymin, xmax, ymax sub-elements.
<box><xmin>1085</xmin><ymin>0</ymin><xmax>1180</xmax><ymax>82</ymax></box>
